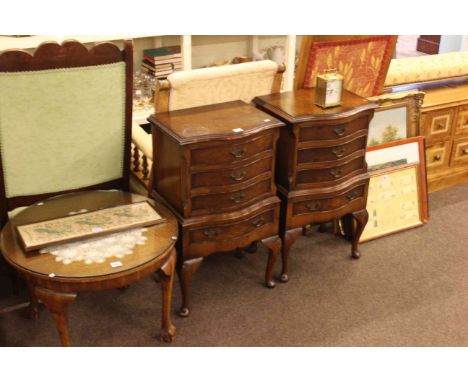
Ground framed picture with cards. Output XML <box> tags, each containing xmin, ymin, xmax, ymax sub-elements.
<box><xmin>360</xmin><ymin>136</ymin><xmax>429</xmax><ymax>242</ymax></box>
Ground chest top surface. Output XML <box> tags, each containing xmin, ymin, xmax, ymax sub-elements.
<box><xmin>253</xmin><ymin>88</ymin><xmax>377</xmax><ymax>124</ymax></box>
<box><xmin>148</xmin><ymin>100</ymin><xmax>284</xmax><ymax>145</ymax></box>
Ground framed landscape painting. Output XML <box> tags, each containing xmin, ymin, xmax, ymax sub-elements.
<box><xmin>367</xmin><ymin>90</ymin><xmax>425</xmax><ymax>147</ymax></box>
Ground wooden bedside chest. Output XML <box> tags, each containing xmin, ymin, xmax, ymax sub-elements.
<box><xmin>148</xmin><ymin>101</ymin><xmax>285</xmax><ymax>317</ymax></box>
<box><xmin>253</xmin><ymin>89</ymin><xmax>377</xmax><ymax>282</ymax></box>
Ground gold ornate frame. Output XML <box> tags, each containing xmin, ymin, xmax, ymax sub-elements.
<box><xmin>367</xmin><ymin>90</ymin><xmax>425</xmax><ymax>145</ymax></box>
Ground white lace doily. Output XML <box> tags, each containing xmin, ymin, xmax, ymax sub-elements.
<box><xmin>40</xmin><ymin>228</ymin><xmax>148</xmax><ymax>265</ymax></box>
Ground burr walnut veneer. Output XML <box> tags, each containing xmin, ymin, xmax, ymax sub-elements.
<box><xmin>254</xmin><ymin>89</ymin><xmax>377</xmax><ymax>281</ymax></box>
<box><xmin>149</xmin><ymin>101</ymin><xmax>284</xmax><ymax>317</ymax></box>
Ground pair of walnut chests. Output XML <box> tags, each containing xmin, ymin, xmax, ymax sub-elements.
<box><xmin>149</xmin><ymin>90</ymin><xmax>376</xmax><ymax>316</ymax></box>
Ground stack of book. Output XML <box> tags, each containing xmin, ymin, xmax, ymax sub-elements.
<box><xmin>142</xmin><ymin>46</ymin><xmax>182</xmax><ymax>79</ymax></box>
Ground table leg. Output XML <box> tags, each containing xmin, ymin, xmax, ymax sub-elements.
<box><xmin>25</xmin><ymin>280</ymin><xmax>40</xmax><ymax>320</ymax></box>
<box><xmin>157</xmin><ymin>249</ymin><xmax>177</xmax><ymax>343</ymax></box>
<box><xmin>34</xmin><ymin>286</ymin><xmax>77</xmax><ymax>347</ymax></box>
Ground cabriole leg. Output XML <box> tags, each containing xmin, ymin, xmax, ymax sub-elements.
<box><xmin>34</xmin><ymin>287</ymin><xmax>77</xmax><ymax>347</ymax></box>
<box><xmin>280</xmin><ymin>227</ymin><xmax>302</xmax><ymax>283</ymax></box>
<box><xmin>177</xmin><ymin>257</ymin><xmax>203</xmax><ymax>318</ymax></box>
<box><xmin>350</xmin><ymin>208</ymin><xmax>369</xmax><ymax>259</ymax></box>
<box><xmin>260</xmin><ymin>236</ymin><xmax>281</xmax><ymax>288</ymax></box>
<box><xmin>158</xmin><ymin>249</ymin><xmax>177</xmax><ymax>342</ymax></box>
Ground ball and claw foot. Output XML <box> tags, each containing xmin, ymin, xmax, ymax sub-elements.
<box><xmin>351</xmin><ymin>250</ymin><xmax>361</xmax><ymax>259</ymax></box>
<box><xmin>178</xmin><ymin>307</ymin><xmax>190</xmax><ymax>317</ymax></box>
<box><xmin>265</xmin><ymin>280</ymin><xmax>276</xmax><ymax>289</ymax></box>
<box><xmin>280</xmin><ymin>273</ymin><xmax>289</xmax><ymax>283</ymax></box>
<box><xmin>159</xmin><ymin>326</ymin><xmax>176</xmax><ymax>343</ymax></box>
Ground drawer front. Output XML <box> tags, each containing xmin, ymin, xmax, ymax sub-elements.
<box><xmin>191</xmin><ymin>178</ymin><xmax>272</xmax><ymax>214</ymax></box>
<box><xmin>191</xmin><ymin>156</ymin><xmax>272</xmax><ymax>189</ymax></box>
<box><xmin>298</xmin><ymin>115</ymin><xmax>368</xmax><ymax>142</ymax></box>
<box><xmin>421</xmin><ymin>108</ymin><xmax>455</xmax><ymax>143</ymax></box>
<box><xmin>189</xmin><ymin>208</ymin><xmax>276</xmax><ymax>244</ymax></box>
<box><xmin>426</xmin><ymin>141</ymin><xmax>451</xmax><ymax>171</ymax></box>
<box><xmin>450</xmin><ymin>138</ymin><xmax>468</xmax><ymax>166</ymax></box>
<box><xmin>454</xmin><ymin>105</ymin><xmax>468</xmax><ymax>136</ymax></box>
<box><xmin>297</xmin><ymin>135</ymin><xmax>367</xmax><ymax>164</ymax></box>
<box><xmin>296</xmin><ymin>156</ymin><xmax>365</xmax><ymax>186</ymax></box>
<box><xmin>191</xmin><ymin>133</ymin><xmax>274</xmax><ymax>166</ymax></box>
<box><xmin>292</xmin><ymin>184</ymin><xmax>367</xmax><ymax>216</ymax></box>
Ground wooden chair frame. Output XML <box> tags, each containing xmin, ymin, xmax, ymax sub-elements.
<box><xmin>0</xmin><ymin>39</ymin><xmax>134</xmax><ymax>227</ymax></box>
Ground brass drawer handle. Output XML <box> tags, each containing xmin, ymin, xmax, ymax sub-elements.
<box><xmin>329</xmin><ymin>168</ymin><xmax>343</xmax><ymax>179</ymax></box>
<box><xmin>230</xmin><ymin>171</ymin><xmax>246</xmax><ymax>181</ymax></box>
<box><xmin>203</xmin><ymin>228</ymin><xmax>220</xmax><ymax>239</ymax></box>
<box><xmin>434</xmin><ymin>154</ymin><xmax>442</xmax><ymax>161</ymax></box>
<box><xmin>333</xmin><ymin>126</ymin><xmax>346</xmax><ymax>137</ymax></box>
<box><xmin>251</xmin><ymin>216</ymin><xmax>266</xmax><ymax>228</ymax></box>
<box><xmin>231</xmin><ymin>147</ymin><xmax>247</xmax><ymax>158</ymax></box>
<box><xmin>229</xmin><ymin>191</ymin><xmax>245</xmax><ymax>203</ymax></box>
<box><xmin>332</xmin><ymin>147</ymin><xmax>345</xmax><ymax>158</ymax></box>
<box><xmin>435</xmin><ymin>122</ymin><xmax>446</xmax><ymax>130</ymax></box>
<box><xmin>306</xmin><ymin>201</ymin><xmax>321</xmax><ymax>211</ymax></box>
<box><xmin>347</xmin><ymin>190</ymin><xmax>361</xmax><ymax>200</ymax></box>
<box><xmin>462</xmin><ymin>148</ymin><xmax>468</xmax><ymax>155</ymax></box>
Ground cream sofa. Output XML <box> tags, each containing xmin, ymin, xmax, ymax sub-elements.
<box><xmin>384</xmin><ymin>51</ymin><xmax>468</xmax><ymax>89</ymax></box>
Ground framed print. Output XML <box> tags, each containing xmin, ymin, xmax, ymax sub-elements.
<box><xmin>366</xmin><ymin>136</ymin><xmax>426</xmax><ymax>172</ymax></box>
<box><xmin>16</xmin><ymin>201</ymin><xmax>165</xmax><ymax>252</ymax></box>
<box><xmin>360</xmin><ymin>136</ymin><xmax>429</xmax><ymax>242</ymax></box>
<box><xmin>367</xmin><ymin>90</ymin><xmax>425</xmax><ymax>147</ymax></box>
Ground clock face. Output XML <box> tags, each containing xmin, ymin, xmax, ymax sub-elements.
<box><xmin>326</xmin><ymin>79</ymin><xmax>342</xmax><ymax>105</ymax></box>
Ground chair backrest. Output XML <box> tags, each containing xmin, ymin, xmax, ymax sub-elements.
<box><xmin>0</xmin><ymin>40</ymin><xmax>133</xmax><ymax>226</ymax></box>
<box><xmin>154</xmin><ymin>60</ymin><xmax>284</xmax><ymax>113</ymax></box>
<box><xmin>295</xmin><ymin>35</ymin><xmax>397</xmax><ymax>97</ymax></box>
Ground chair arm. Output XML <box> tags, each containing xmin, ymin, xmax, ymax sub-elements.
<box><xmin>153</xmin><ymin>79</ymin><xmax>171</xmax><ymax>114</ymax></box>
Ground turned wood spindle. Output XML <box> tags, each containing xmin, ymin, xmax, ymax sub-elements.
<box><xmin>142</xmin><ymin>155</ymin><xmax>149</xmax><ymax>180</ymax></box>
<box><xmin>132</xmin><ymin>144</ymin><xmax>141</xmax><ymax>172</ymax></box>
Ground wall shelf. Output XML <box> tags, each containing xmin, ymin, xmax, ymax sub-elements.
<box><xmin>0</xmin><ymin>34</ymin><xmax>300</xmax><ymax>91</ymax></box>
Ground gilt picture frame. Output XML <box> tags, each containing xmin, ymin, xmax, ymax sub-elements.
<box><xmin>366</xmin><ymin>90</ymin><xmax>425</xmax><ymax>147</ymax></box>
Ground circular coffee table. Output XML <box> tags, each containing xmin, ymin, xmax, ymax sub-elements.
<box><xmin>0</xmin><ymin>190</ymin><xmax>178</xmax><ymax>346</ymax></box>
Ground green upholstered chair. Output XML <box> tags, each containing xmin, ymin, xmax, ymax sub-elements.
<box><xmin>0</xmin><ymin>40</ymin><xmax>133</xmax><ymax>293</ymax></box>
<box><xmin>0</xmin><ymin>39</ymin><xmax>133</xmax><ymax>227</ymax></box>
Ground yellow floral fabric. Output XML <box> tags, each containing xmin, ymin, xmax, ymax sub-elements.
<box><xmin>385</xmin><ymin>51</ymin><xmax>468</xmax><ymax>87</ymax></box>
